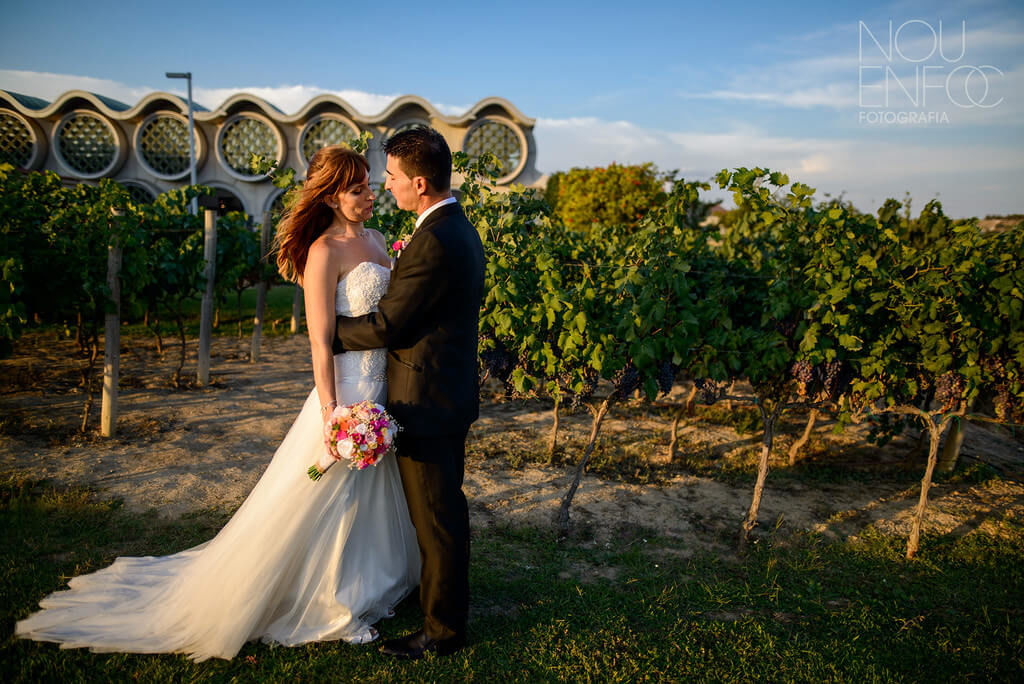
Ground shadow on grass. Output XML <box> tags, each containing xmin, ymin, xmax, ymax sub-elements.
<box><xmin>2</xmin><ymin>477</ymin><xmax>1022</xmax><ymax>682</ymax></box>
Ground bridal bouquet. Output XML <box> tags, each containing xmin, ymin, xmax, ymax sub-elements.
<box><xmin>308</xmin><ymin>401</ymin><xmax>400</xmax><ymax>481</ymax></box>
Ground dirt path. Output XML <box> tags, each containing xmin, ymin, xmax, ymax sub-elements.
<box><xmin>2</xmin><ymin>332</ymin><xmax>1022</xmax><ymax>553</ymax></box>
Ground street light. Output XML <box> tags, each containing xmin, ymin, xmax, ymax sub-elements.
<box><xmin>165</xmin><ymin>71</ymin><xmax>198</xmax><ymax>214</ymax></box>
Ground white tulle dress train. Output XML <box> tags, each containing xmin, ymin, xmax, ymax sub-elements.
<box><xmin>16</xmin><ymin>262</ymin><xmax>420</xmax><ymax>661</ymax></box>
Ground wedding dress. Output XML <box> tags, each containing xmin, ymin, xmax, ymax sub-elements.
<box><xmin>16</xmin><ymin>261</ymin><xmax>420</xmax><ymax>661</ymax></box>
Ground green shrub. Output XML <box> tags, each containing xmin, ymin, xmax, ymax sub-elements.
<box><xmin>546</xmin><ymin>163</ymin><xmax>666</xmax><ymax>233</ymax></box>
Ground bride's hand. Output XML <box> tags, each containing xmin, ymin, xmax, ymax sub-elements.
<box><xmin>321</xmin><ymin>403</ymin><xmax>341</xmax><ymax>460</ymax></box>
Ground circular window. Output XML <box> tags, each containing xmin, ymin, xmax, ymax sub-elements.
<box><xmin>136</xmin><ymin>113</ymin><xmax>201</xmax><ymax>180</ymax></box>
<box><xmin>300</xmin><ymin>114</ymin><xmax>359</xmax><ymax>163</ymax></box>
<box><xmin>0</xmin><ymin>111</ymin><xmax>39</xmax><ymax>169</ymax></box>
<box><xmin>374</xmin><ymin>180</ymin><xmax>398</xmax><ymax>213</ymax></box>
<box><xmin>216</xmin><ymin>113</ymin><xmax>283</xmax><ymax>181</ymax></box>
<box><xmin>122</xmin><ymin>181</ymin><xmax>157</xmax><ymax>205</ymax></box>
<box><xmin>387</xmin><ymin>120</ymin><xmax>429</xmax><ymax>139</ymax></box>
<box><xmin>55</xmin><ymin>111</ymin><xmax>123</xmax><ymax>178</ymax></box>
<box><xmin>462</xmin><ymin>118</ymin><xmax>527</xmax><ymax>183</ymax></box>
<box><xmin>199</xmin><ymin>185</ymin><xmax>247</xmax><ymax>215</ymax></box>
<box><xmin>266</xmin><ymin>189</ymin><xmax>289</xmax><ymax>225</ymax></box>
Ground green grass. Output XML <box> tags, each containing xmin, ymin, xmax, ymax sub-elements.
<box><xmin>119</xmin><ymin>284</ymin><xmax>303</xmax><ymax>341</ymax></box>
<box><xmin>2</xmin><ymin>476</ymin><xmax>1022</xmax><ymax>682</ymax></box>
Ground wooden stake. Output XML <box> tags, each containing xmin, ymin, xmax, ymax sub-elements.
<box><xmin>291</xmin><ymin>285</ymin><xmax>303</xmax><ymax>334</ymax></box>
<box><xmin>251</xmin><ymin>212</ymin><xmax>272</xmax><ymax>362</ymax></box>
<box><xmin>101</xmin><ymin>232</ymin><xmax>121</xmax><ymax>437</ymax></box>
<box><xmin>197</xmin><ymin>209</ymin><xmax>217</xmax><ymax>385</ymax></box>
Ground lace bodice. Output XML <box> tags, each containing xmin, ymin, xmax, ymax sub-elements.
<box><xmin>334</xmin><ymin>261</ymin><xmax>390</xmax><ymax>383</ymax></box>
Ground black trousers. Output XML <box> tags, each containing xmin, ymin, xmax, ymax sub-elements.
<box><xmin>396</xmin><ymin>430</ymin><xmax>470</xmax><ymax>641</ymax></box>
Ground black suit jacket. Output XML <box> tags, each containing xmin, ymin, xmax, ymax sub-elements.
<box><xmin>334</xmin><ymin>202</ymin><xmax>485</xmax><ymax>437</ymax></box>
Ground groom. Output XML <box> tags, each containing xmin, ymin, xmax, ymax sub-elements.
<box><xmin>333</xmin><ymin>126</ymin><xmax>484</xmax><ymax>658</ymax></box>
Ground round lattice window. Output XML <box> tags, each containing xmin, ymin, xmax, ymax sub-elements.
<box><xmin>300</xmin><ymin>115</ymin><xmax>359</xmax><ymax>163</ymax></box>
<box><xmin>375</xmin><ymin>182</ymin><xmax>398</xmax><ymax>213</ymax></box>
<box><xmin>217</xmin><ymin>114</ymin><xmax>282</xmax><ymax>181</ymax></box>
<box><xmin>387</xmin><ymin>121</ymin><xmax>429</xmax><ymax>140</ymax></box>
<box><xmin>56</xmin><ymin>111</ymin><xmax>121</xmax><ymax>178</ymax></box>
<box><xmin>267</xmin><ymin>190</ymin><xmax>289</xmax><ymax>224</ymax></box>
<box><xmin>0</xmin><ymin>111</ymin><xmax>36</xmax><ymax>168</ymax></box>
<box><xmin>123</xmin><ymin>182</ymin><xmax>156</xmax><ymax>205</ymax></box>
<box><xmin>463</xmin><ymin>118</ymin><xmax>526</xmax><ymax>183</ymax></box>
<box><xmin>137</xmin><ymin>114</ymin><xmax>195</xmax><ymax>179</ymax></box>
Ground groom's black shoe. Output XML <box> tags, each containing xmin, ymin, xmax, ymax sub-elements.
<box><xmin>379</xmin><ymin>629</ymin><xmax>465</xmax><ymax>659</ymax></box>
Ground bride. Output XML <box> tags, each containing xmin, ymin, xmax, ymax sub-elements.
<box><xmin>15</xmin><ymin>146</ymin><xmax>420</xmax><ymax>661</ymax></box>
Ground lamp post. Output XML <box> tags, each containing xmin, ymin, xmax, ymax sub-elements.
<box><xmin>165</xmin><ymin>71</ymin><xmax>198</xmax><ymax>214</ymax></box>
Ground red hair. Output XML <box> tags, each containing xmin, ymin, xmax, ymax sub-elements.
<box><xmin>274</xmin><ymin>145</ymin><xmax>370</xmax><ymax>282</ymax></box>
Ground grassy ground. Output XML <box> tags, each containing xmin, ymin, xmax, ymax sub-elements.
<box><xmin>2</xmin><ymin>476</ymin><xmax>1021</xmax><ymax>682</ymax></box>
<box><xmin>120</xmin><ymin>284</ymin><xmax>303</xmax><ymax>341</ymax></box>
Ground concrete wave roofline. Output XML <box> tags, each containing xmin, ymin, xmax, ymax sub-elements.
<box><xmin>0</xmin><ymin>89</ymin><xmax>535</xmax><ymax>127</ymax></box>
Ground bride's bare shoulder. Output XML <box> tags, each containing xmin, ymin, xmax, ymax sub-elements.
<box><xmin>366</xmin><ymin>229</ymin><xmax>388</xmax><ymax>249</ymax></box>
<box><xmin>303</xmin><ymin>237</ymin><xmax>344</xmax><ymax>284</ymax></box>
<box><xmin>309</xmin><ymin>233</ymin><xmax>345</xmax><ymax>255</ymax></box>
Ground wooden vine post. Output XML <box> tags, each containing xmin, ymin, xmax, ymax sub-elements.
<box><xmin>250</xmin><ymin>212</ymin><xmax>272</xmax><ymax>362</ymax></box>
<box><xmin>291</xmin><ymin>286</ymin><xmax>303</xmax><ymax>333</ymax></box>
<box><xmin>197</xmin><ymin>209</ymin><xmax>217</xmax><ymax>385</ymax></box>
<box><xmin>101</xmin><ymin>211</ymin><xmax>122</xmax><ymax>437</ymax></box>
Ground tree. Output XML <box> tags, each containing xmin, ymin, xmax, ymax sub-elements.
<box><xmin>547</xmin><ymin>163</ymin><xmax>668</xmax><ymax>234</ymax></box>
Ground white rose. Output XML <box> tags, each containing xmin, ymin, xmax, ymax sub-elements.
<box><xmin>338</xmin><ymin>438</ymin><xmax>355</xmax><ymax>458</ymax></box>
<box><xmin>354</xmin><ymin>423</ymin><xmax>368</xmax><ymax>434</ymax></box>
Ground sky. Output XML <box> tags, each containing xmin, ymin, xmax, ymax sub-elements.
<box><xmin>1</xmin><ymin>0</ymin><xmax>1021</xmax><ymax>218</ymax></box>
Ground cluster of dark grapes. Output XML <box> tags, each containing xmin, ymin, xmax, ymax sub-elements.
<box><xmin>791</xmin><ymin>360</ymin><xmax>814</xmax><ymax>384</ymax></box>
<box><xmin>821</xmin><ymin>360</ymin><xmax>852</xmax><ymax>402</ymax></box>
<box><xmin>613</xmin><ymin>363</ymin><xmax>641</xmax><ymax>397</ymax></box>
<box><xmin>790</xmin><ymin>360</ymin><xmax>815</xmax><ymax>397</ymax></box>
<box><xmin>695</xmin><ymin>378</ymin><xmax>727</xmax><ymax>405</ymax></box>
<box><xmin>933</xmin><ymin>371</ymin><xmax>965</xmax><ymax>411</ymax></box>
<box><xmin>564</xmin><ymin>367</ymin><xmax>599</xmax><ymax>411</ymax></box>
<box><xmin>480</xmin><ymin>349</ymin><xmax>514</xmax><ymax>383</ymax></box>
<box><xmin>478</xmin><ymin>335</ymin><xmax>514</xmax><ymax>384</ymax></box>
<box><xmin>981</xmin><ymin>357</ymin><xmax>1021</xmax><ymax>422</ymax></box>
<box><xmin>656</xmin><ymin>361</ymin><xmax>676</xmax><ymax>395</ymax></box>
<box><xmin>774</xmin><ymin>318</ymin><xmax>798</xmax><ymax>340</ymax></box>
<box><xmin>786</xmin><ymin>359</ymin><xmax>853</xmax><ymax>402</ymax></box>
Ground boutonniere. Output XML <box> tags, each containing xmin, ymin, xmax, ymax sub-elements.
<box><xmin>391</xmin><ymin>233</ymin><xmax>413</xmax><ymax>259</ymax></box>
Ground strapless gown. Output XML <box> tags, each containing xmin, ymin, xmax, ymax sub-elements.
<box><xmin>15</xmin><ymin>261</ymin><xmax>420</xmax><ymax>661</ymax></box>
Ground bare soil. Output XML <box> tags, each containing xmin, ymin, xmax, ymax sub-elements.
<box><xmin>2</xmin><ymin>331</ymin><xmax>1022</xmax><ymax>554</ymax></box>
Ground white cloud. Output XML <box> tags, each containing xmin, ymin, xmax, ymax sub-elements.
<box><xmin>192</xmin><ymin>84</ymin><xmax>403</xmax><ymax>114</ymax></box>
<box><xmin>799</xmin><ymin>154</ymin><xmax>832</xmax><ymax>174</ymax></box>
<box><xmin>693</xmin><ymin>84</ymin><xmax>857</xmax><ymax>109</ymax></box>
<box><xmin>0</xmin><ymin>70</ymin><xmax>472</xmax><ymax>117</ymax></box>
<box><xmin>0</xmin><ymin>69</ymin><xmax>156</xmax><ymax>105</ymax></box>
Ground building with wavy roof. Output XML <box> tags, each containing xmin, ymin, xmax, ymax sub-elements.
<box><xmin>0</xmin><ymin>89</ymin><xmax>540</xmax><ymax>218</ymax></box>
